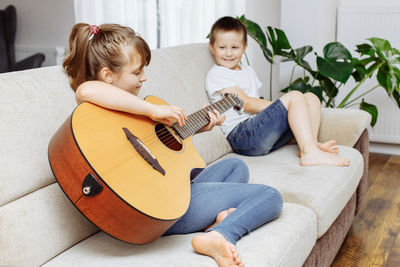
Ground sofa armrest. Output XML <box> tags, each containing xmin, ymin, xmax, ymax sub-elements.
<box><xmin>318</xmin><ymin>108</ymin><xmax>371</xmax><ymax>147</ymax></box>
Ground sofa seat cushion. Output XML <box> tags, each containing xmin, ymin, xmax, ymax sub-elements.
<box><xmin>43</xmin><ymin>203</ymin><xmax>316</xmax><ymax>267</ymax></box>
<box><xmin>220</xmin><ymin>144</ymin><xmax>364</xmax><ymax>238</ymax></box>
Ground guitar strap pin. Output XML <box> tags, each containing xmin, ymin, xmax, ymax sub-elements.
<box><xmin>81</xmin><ymin>173</ymin><xmax>103</xmax><ymax>196</ymax></box>
<box><xmin>83</xmin><ymin>186</ymin><xmax>91</xmax><ymax>195</ymax></box>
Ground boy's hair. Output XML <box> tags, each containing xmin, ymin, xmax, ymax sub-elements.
<box><xmin>209</xmin><ymin>16</ymin><xmax>247</xmax><ymax>45</ymax></box>
<box><xmin>63</xmin><ymin>23</ymin><xmax>151</xmax><ymax>91</ymax></box>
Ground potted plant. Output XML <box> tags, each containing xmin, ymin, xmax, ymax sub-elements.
<box><xmin>238</xmin><ymin>15</ymin><xmax>400</xmax><ymax>126</ymax></box>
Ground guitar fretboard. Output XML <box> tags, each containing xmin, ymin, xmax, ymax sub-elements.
<box><xmin>172</xmin><ymin>96</ymin><xmax>239</xmax><ymax>139</ymax></box>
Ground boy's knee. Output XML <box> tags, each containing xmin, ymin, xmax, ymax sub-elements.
<box><xmin>304</xmin><ymin>92</ymin><xmax>321</xmax><ymax>105</ymax></box>
<box><xmin>287</xmin><ymin>90</ymin><xmax>303</xmax><ymax>97</ymax></box>
<box><xmin>288</xmin><ymin>90</ymin><xmax>305</xmax><ymax>102</ymax></box>
<box><xmin>280</xmin><ymin>90</ymin><xmax>303</xmax><ymax>107</ymax></box>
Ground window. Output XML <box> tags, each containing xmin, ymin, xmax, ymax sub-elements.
<box><xmin>74</xmin><ymin>0</ymin><xmax>246</xmax><ymax>48</ymax></box>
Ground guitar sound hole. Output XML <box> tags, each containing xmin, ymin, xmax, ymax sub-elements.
<box><xmin>155</xmin><ymin>124</ymin><xmax>182</xmax><ymax>151</ymax></box>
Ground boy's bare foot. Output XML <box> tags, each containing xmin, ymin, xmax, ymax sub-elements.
<box><xmin>204</xmin><ymin>208</ymin><xmax>236</xmax><ymax>231</ymax></box>
<box><xmin>317</xmin><ymin>140</ymin><xmax>339</xmax><ymax>154</ymax></box>
<box><xmin>192</xmin><ymin>231</ymin><xmax>244</xmax><ymax>267</ymax></box>
<box><xmin>300</xmin><ymin>148</ymin><xmax>350</xmax><ymax>167</ymax></box>
<box><xmin>298</xmin><ymin>140</ymin><xmax>339</xmax><ymax>157</ymax></box>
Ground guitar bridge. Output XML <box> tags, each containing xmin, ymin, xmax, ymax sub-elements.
<box><xmin>123</xmin><ymin>127</ymin><xmax>166</xmax><ymax>176</ymax></box>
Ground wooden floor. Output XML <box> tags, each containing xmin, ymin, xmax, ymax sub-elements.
<box><xmin>332</xmin><ymin>153</ymin><xmax>400</xmax><ymax>267</ymax></box>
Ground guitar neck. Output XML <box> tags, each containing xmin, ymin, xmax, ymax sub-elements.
<box><xmin>172</xmin><ymin>97</ymin><xmax>235</xmax><ymax>139</ymax></box>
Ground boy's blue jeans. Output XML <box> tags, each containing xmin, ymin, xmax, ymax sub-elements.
<box><xmin>164</xmin><ymin>158</ymin><xmax>283</xmax><ymax>244</ymax></box>
<box><xmin>227</xmin><ymin>99</ymin><xmax>294</xmax><ymax>156</ymax></box>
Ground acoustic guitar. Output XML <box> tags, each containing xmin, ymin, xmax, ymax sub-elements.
<box><xmin>48</xmin><ymin>94</ymin><xmax>242</xmax><ymax>244</ymax></box>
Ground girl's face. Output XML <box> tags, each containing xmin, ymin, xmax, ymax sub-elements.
<box><xmin>210</xmin><ymin>30</ymin><xmax>247</xmax><ymax>70</ymax></box>
<box><xmin>111</xmin><ymin>52</ymin><xmax>147</xmax><ymax>96</ymax></box>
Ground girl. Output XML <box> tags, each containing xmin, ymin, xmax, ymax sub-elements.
<box><xmin>63</xmin><ymin>23</ymin><xmax>283</xmax><ymax>267</ymax></box>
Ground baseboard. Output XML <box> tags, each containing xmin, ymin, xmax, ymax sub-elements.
<box><xmin>369</xmin><ymin>142</ymin><xmax>400</xmax><ymax>156</ymax></box>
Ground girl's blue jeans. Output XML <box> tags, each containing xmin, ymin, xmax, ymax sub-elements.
<box><xmin>164</xmin><ymin>158</ymin><xmax>283</xmax><ymax>244</ymax></box>
<box><xmin>227</xmin><ymin>99</ymin><xmax>294</xmax><ymax>156</ymax></box>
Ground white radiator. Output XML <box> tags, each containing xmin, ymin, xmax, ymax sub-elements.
<box><xmin>337</xmin><ymin>5</ymin><xmax>400</xmax><ymax>144</ymax></box>
<box><xmin>14</xmin><ymin>45</ymin><xmax>66</xmax><ymax>68</ymax></box>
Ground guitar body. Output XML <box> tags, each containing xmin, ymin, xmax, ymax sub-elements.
<box><xmin>48</xmin><ymin>96</ymin><xmax>205</xmax><ymax>244</ymax></box>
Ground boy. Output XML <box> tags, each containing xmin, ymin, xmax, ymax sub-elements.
<box><xmin>206</xmin><ymin>16</ymin><xmax>349</xmax><ymax>167</ymax></box>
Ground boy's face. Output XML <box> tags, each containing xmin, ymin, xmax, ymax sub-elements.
<box><xmin>210</xmin><ymin>30</ymin><xmax>247</xmax><ymax>70</ymax></box>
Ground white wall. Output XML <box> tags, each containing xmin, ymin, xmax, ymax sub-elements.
<box><xmin>0</xmin><ymin>0</ymin><xmax>75</xmax><ymax>47</ymax></box>
<box><xmin>279</xmin><ymin>0</ymin><xmax>398</xmax><ymax>91</ymax></box>
<box><xmin>245</xmin><ymin>0</ymin><xmax>281</xmax><ymax>99</ymax></box>
<box><xmin>279</xmin><ymin>0</ymin><xmax>341</xmax><ymax>97</ymax></box>
<box><xmin>340</xmin><ymin>0</ymin><xmax>400</xmax><ymax>7</ymax></box>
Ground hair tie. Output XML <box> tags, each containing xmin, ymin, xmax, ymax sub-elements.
<box><xmin>88</xmin><ymin>25</ymin><xmax>100</xmax><ymax>41</ymax></box>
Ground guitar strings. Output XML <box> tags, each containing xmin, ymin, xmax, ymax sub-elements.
<box><xmin>138</xmin><ymin>128</ymin><xmax>183</xmax><ymax>150</ymax></box>
<box><xmin>140</xmin><ymin>97</ymin><xmax>232</xmax><ymax>143</ymax></box>
<box><xmin>135</xmin><ymin>108</ymin><xmax>211</xmax><ymax>145</ymax></box>
<box><xmin>126</xmin><ymin>108</ymin><xmax>215</xmax><ymax>150</ymax></box>
<box><xmin>123</xmin><ymin>95</ymin><xmax>239</xmax><ymax>152</ymax></box>
<box><xmin>133</xmin><ymin>96</ymin><xmax>236</xmax><ymax>144</ymax></box>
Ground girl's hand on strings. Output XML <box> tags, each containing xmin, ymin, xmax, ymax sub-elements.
<box><xmin>197</xmin><ymin>104</ymin><xmax>226</xmax><ymax>133</ymax></box>
<box><xmin>148</xmin><ymin>104</ymin><xmax>187</xmax><ymax>127</ymax></box>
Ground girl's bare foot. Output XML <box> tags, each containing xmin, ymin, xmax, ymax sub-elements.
<box><xmin>192</xmin><ymin>231</ymin><xmax>244</xmax><ymax>267</ymax></box>
<box><xmin>204</xmin><ymin>208</ymin><xmax>236</xmax><ymax>231</ymax></box>
<box><xmin>300</xmin><ymin>148</ymin><xmax>350</xmax><ymax>167</ymax></box>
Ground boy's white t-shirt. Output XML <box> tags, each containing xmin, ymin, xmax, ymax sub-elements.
<box><xmin>205</xmin><ymin>64</ymin><xmax>262</xmax><ymax>136</ymax></box>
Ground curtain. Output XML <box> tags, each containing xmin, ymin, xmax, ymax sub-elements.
<box><xmin>73</xmin><ymin>0</ymin><xmax>247</xmax><ymax>49</ymax></box>
<box><xmin>73</xmin><ymin>0</ymin><xmax>158</xmax><ymax>48</ymax></box>
<box><xmin>158</xmin><ymin>0</ymin><xmax>247</xmax><ymax>47</ymax></box>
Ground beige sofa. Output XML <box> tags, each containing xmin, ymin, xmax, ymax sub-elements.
<box><xmin>0</xmin><ymin>43</ymin><xmax>371</xmax><ymax>266</ymax></box>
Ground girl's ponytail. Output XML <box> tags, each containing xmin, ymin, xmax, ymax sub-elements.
<box><xmin>63</xmin><ymin>23</ymin><xmax>151</xmax><ymax>91</ymax></box>
<box><xmin>63</xmin><ymin>23</ymin><xmax>91</xmax><ymax>91</ymax></box>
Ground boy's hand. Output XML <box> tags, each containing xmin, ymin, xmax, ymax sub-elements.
<box><xmin>197</xmin><ymin>104</ymin><xmax>226</xmax><ymax>133</ymax></box>
<box><xmin>219</xmin><ymin>86</ymin><xmax>272</xmax><ymax>114</ymax></box>
<box><xmin>148</xmin><ymin>104</ymin><xmax>187</xmax><ymax>127</ymax></box>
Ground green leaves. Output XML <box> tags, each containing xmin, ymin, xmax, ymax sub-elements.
<box><xmin>369</xmin><ymin>38</ymin><xmax>392</xmax><ymax>59</ymax></box>
<box><xmin>351</xmin><ymin>58</ymin><xmax>367</xmax><ymax>82</ymax></box>
<box><xmin>360</xmin><ymin>100</ymin><xmax>378</xmax><ymax>127</ymax></box>
<box><xmin>239</xmin><ymin>14</ymin><xmax>400</xmax><ymax>127</ymax></box>
<box><xmin>266</xmin><ymin>26</ymin><xmax>294</xmax><ymax>59</ymax></box>
<box><xmin>356</xmin><ymin>38</ymin><xmax>400</xmax><ymax>95</ymax></box>
<box><xmin>372</xmin><ymin>38</ymin><xmax>400</xmax><ymax>95</ymax></box>
<box><xmin>281</xmin><ymin>77</ymin><xmax>323</xmax><ymax>102</ymax></box>
<box><xmin>393</xmin><ymin>90</ymin><xmax>400</xmax><ymax>108</ymax></box>
<box><xmin>356</xmin><ymin>43</ymin><xmax>375</xmax><ymax>58</ymax></box>
<box><xmin>377</xmin><ymin>64</ymin><xmax>392</xmax><ymax>90</ymax></box>
<box><xmin>237</xmin><ymin>15</ymin><xmax>272</xmax><ymax>63</ymax></box>
<box><xmin>316</xmin><ymin>42</ymin><xmax>353</xmax><ymax>83</ymax></box>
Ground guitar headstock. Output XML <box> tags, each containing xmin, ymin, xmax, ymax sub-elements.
<box><xmin>224</xmin><ymin>93</ymin><xmax>243</xmax><ymax>112</ymax></box>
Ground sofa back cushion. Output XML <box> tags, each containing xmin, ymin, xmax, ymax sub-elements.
<box><xmin>0</xmin><ymin>66</ymin><xmax>75</xmax><ymax>206</ymax></box>
<box><xmin>0</xmin><ymin>66</ymin><xmax>99</xmax><ymax>266</ymax></box>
